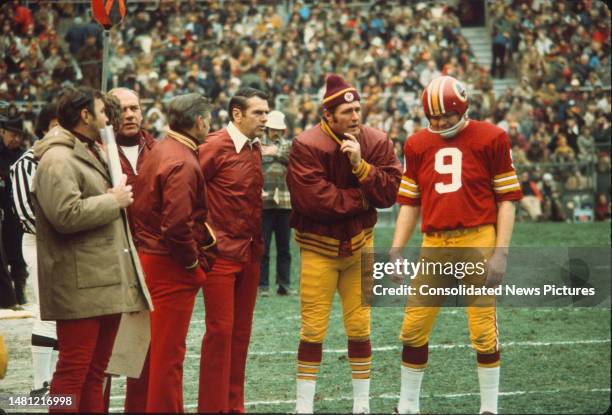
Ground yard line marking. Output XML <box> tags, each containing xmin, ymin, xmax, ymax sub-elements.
<box><xmin>108</xmin><ymin>387</ymin><xmax>611</xmax><ymax>411</ymax></box>
<box><xmin>186</xmin><ymin>308</ymin><xmax>604</xmax><ymax>326</ymax></box>
<box><xmin>183</xmin><ymin>338</ymin><xmax>610</xmax><ymax>358</ymax></box>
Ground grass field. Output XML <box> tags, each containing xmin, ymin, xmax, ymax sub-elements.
<box><xmin>1</xmin><ymin>222</ymin><xmax>610</xmax><ymax>414</ymax></box>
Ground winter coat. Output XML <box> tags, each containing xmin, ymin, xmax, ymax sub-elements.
<box><xmin>31</xmin><ymin>126</ymin><xmax>152</xmax><ymax>320</ymax></box>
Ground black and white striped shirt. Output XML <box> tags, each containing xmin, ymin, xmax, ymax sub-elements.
<box><xmin>10</xmin><ymin>148</ymin><xmax>37</xmax><ymax>234</ymax></box>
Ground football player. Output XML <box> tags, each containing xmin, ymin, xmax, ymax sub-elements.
<box><xmin>390</xmin><ymin>76</ymin><xmax>522</xmax><ymax>414</ymax></box>
<box><xmin>287</xmin><ymin>74</ymin><xmax>402</xmax><ymax>414</ymax></box>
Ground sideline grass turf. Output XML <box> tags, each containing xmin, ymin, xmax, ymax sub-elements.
<box><xmin>0</xmin><ymin>221</ymin><xmax>609</xmax><ymax>414</ymax></box>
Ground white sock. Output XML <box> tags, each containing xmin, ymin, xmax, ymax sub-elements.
<box><xmin>31</xmin><ymin>345</ymin><xmax>52</xmax><ymax>389</ymax></box>
<box><xmin>478</xmin><ymin>366</ymin><xmax>500</xmax><ymax>414</ymax></box>
<box><xmin>352</xmin><ymin>378</ymin><xmax>370</xmax><ymax>413</ymax></box>
<box><xmin>296</xmin><ymin>379</ymin><xmax>316</xmax><ymax>414</ymax></box>
<box><xmin>397</xmin><ymin>365</ymin><xmax>425</xmax><ymax>414</ymax></box>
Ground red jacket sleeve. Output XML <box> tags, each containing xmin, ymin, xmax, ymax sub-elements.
<box><xmin>287</xmin><ymin>139</ymin><xmax>367</xmax><ymax>222</ymax></box>
<box><xmin>160</xmin><ymin>162</ymin><xmax>199</xmax><ymax>268</ymax></box>
<box><xmin>352</xmin><ymin>137</ymin><xmax>402</xmax><ymax>208</ymax></box>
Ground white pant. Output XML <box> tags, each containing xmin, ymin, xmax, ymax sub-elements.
<box><xmin>23</xmin><ymin>233</ymin><xmax>56</xmax><ymax>340</ymax></box>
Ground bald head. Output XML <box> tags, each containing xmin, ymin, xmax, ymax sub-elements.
<box><xmin>109</xmin><ymin>87</ymin><xmax>143</xmax><ymax>138</ymax></box>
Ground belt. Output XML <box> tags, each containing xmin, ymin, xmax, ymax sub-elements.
<box><xmin>425</xmin><ymin>225</ymin><xmax>491</xmax><ymax>238</ymax></box>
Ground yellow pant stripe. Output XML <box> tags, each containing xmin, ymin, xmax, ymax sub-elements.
<box><xmin>349</xmin><ymin>357</ymin><xmax>372</xmax><ymax>364</ymax></box>
<box><xmin>297</xmin><ymin>360</ymin><xmax>321</xmax><ymax>367</ymax></box>
<box><xmin>478</xmin><ymin>361</ymin><xmax>501</xmax><ymax>368</ymax></box>
<box><xmin>401</xmin><ymin>361</ymin><xmax>427</xmax><ymax>369</ymax></box>
<box><xmin>298</xmin><ymin>366</ymin><xmax>320</xmax><ymax>374</ymax></box>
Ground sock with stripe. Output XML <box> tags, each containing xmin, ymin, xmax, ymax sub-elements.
<box><xmin>348</xmin><ymin>339</ymin><xmax>371</xmax><ymax>414</ymax></box>
<box><xmin>397</xmin><ymin>343</ymin><xmax>428</xmax><ymax>414</ymax></box>
<box><xmin>477</xmin><ymin>351</ymin><xmax>500</xmax><ymax>414</ymax></box>
<box><xmin>296</xmin><ymin>341</ymin><xmax>322</xmax><ymax>414</ymax></box>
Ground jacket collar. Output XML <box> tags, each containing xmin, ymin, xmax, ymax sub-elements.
<box><xmin>227</xmin><ymin>121</ymin><xmax>260</xmax><ymax>153</ymax></box>
<box><xmin>71</xmin><ymin>134</ymin><xmax>110</xmax><ymax>181</ymax></box>
<box><xmin>117</xmin><ymin>129</ymin><xmax>157</xmax><ymax>150</ymax></box>
<box><xmin>167</xmin><ymin>129</ymin><xmax>198</xmax><ymax>151</ymax></box>
<box><xmin>319</xmin><ymin>119</ymin><xmax>343</xmax><ymax>146</ymax></box>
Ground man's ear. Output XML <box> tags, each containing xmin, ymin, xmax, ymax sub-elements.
<box><xmin>80</xmin><ymin>108</ymin><xmax>89</xmax><ymax>124</ymax></box>
<box><xmin>322</xmin><ymin>108</ymin><xmax>330</xmax><ymax>123</ymax></box>
<box><xmin>232</xmin><ymin>108</ymin><xmax>242</xmax><ymax>124</ymax></box>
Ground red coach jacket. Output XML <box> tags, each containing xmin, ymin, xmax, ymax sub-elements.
<box><xmin>118</xmin><ymin>129</ymin><xmax>157</xmax><ymax>234</ymax></box>
<box><xmin>198</xmin><ymin>126</ymin><xmax>264</xmax><ymax>263</ymax></box>
<box><xmin>287</xmin><ymin>120</ymin><xmax>402</xmax><ymax>257</ymax></box>
<box><xmin>118</xmin><ymin>129</ymin><xmax>157</xmax><ymax>187</ymax></box>
<box><xmin>132</xmin><ymin>130</ymin><xmax>215</xmax><ymax>271</ymax></box>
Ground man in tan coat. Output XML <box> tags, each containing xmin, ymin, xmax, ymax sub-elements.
<box><xmin>32</xmin><ymin>86</ymin><xmax>152</xmax><ymax>413</ymax></box>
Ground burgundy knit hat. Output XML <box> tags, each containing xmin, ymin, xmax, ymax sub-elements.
<box><xmin>322</xmin><ymin>74</ymin><xmax>360</xmax><ymax>111</ymax></box>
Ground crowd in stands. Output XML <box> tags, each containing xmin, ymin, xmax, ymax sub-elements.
<box><xmin>1</xmin><ymin>0</ymin><xmax>610</xmax><ymax>221</ymax></box>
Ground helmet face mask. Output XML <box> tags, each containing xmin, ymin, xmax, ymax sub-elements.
<box><xmin>422</xmin><ymin>76</ymin><xmax>469</xmax><ymax>138</ymax></box>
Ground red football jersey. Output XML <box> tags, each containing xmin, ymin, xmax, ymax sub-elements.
<box><xmin>397</xmin><ymin>120</ymin><xmax>523</xmax><ymax>233</ymax></box>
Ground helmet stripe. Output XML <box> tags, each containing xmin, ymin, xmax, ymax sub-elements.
<box><xmin>438</xmin><ymin>76</ymin><xmax>449</xmax><ymax>114</ymax></box>
<box><xmin>430</xmin><ymin>77</ymin><xmax>442</xmax><ymax>116</ymax></box>
<box><xmin>426</xmin><ymin>81</ymin><xmax>434</xmax><ymax>116</ymax></box>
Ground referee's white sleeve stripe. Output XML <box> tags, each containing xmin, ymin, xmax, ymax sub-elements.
<box><xmin>10</xmin><ymin>152</ymin><xmax>37</xmax><ymax>233</ymax></box>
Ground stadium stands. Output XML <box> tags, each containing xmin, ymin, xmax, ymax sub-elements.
<box><xmin>0</xmin><ymin>0</ymin><xmax>609</xmax><ymax>221</ymax></box>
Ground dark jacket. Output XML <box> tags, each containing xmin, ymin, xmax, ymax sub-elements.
<box><xmin>118</xmin><ymin>129</ymin><xmax>157</xmax><ymax>234</ymax></box>
<box><xmin>287</xmin><ymin>121</ymin><xmax>401</xmax><ymax>257</ymax></box>
<box><xmin>199</xmin><ymin>127</ymin><xmax>264</xmax><ymax>263</ymax></box>
<box><xmin>132</xmin><ymin>130</ymin><xmax>215</xmax><ymax>271</ymax></box>
<box><xmin>118</xmin><ymin>129</ymin><xmax>157</xmax><ymax>188</ymax></box>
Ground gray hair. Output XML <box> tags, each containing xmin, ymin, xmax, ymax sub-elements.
<box><xmin>167</xmin><ymin>93</ymin><xmax>211</xmax><ymax>131</ymax></box>
<box><xmin>108</xmin><ymin>87</ymin><xmax>140</xmax><ymax>101</ymax></box>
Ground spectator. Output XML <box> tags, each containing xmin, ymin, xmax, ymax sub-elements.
<box><xmin>594</xmin><ymin>192</ymin><xmax>611</xmax><ymax>221</ymax></box>
<box><xmin>565</xmin><ymin>167</ymin><xmax>589</xmax><ymax>191</ymax></box>
<box><xmin>550</xmin><ymin>134</ymin><xmax>575</xmax><ymax>163</ymax></box>
<box><xmin>75</xmin><ymin>33</ymin><xmax>101</xmax><ymax>88</ymax></box>
<box><xmin>259</xmin><ymin>110</ymin><xmax>292</xmax><ymax>297</ymax></box>
<box><xmin>577</xmin><ymin>126</ymin><xmax>596</xmax><ymax>162</ymax></box>
<box><xmin>491</xmin><ymin>31</ymin><xmax>510</xmax><ymax>79</ymax></box>
<box><xmin>108</xmin><ymin>46</ymin><xmax>135</xmax><ymax>82</ymax></box>
<box><xmin>541</xmin><ymin>172</ymin><xmax>566</xmax><ymax>222</ymax></box>
<box><xmin>419</xmin><ymin>60</ymin><xmax>441</xmax><ymax>89</ymax></box>
<box><xmin>519</xmin><ymin>171</ymin><xmax>543</xmax><ymax>221</ymax></box>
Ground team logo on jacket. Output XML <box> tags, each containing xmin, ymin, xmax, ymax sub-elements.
<box><xmin>344</xmin><ymin>92</ymin><xmax>355</xmax><ymax>102</ymax></box>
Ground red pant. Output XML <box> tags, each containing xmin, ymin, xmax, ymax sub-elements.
<box><xmin>198</xmin><ymin>257</ymin><xmax>260</xmax><ymax>413</ymax></box>
<box><xmin>50</xmin><ymin>314</ymin><xmax>120</xmax><ymax>413</ymax></box>
<box><xmin>123</xmin><ymin>349</ymin><xmax>149</xmax><ymax>412</ymax></box>
<box><xmin>138</xmin><ymin>252</ymin><xmax>205</xmax><ymax>413</ymax></box>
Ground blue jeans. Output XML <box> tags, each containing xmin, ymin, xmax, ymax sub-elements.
<box><xmin>259</xmin><ymin>209</ymin><xmax>291</xmax><ymax>290</ymax></box>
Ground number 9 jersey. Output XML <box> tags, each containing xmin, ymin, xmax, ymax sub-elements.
<box><xmin>397</xmin><ymin>119</ymin><xmax>523</xmax><ymax>233</ymax></box>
